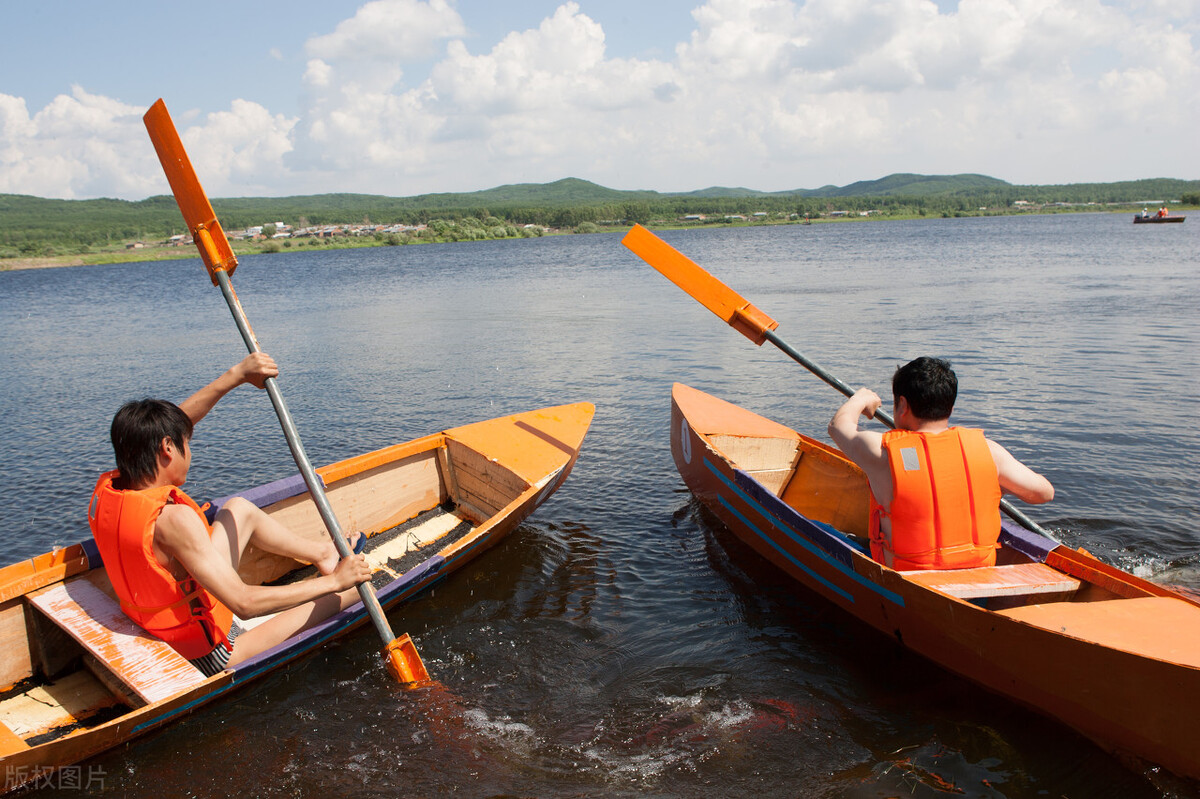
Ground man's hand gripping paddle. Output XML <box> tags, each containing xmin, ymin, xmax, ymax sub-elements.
<box><xmin>144</xmin><ymin>99</ymin><xmax>430</xmax><ymax>685</ymax></box>
<box><xmin>621</xmin><ymin>224</ymin><xmax>1056</xmax><ymax>542</ymax></box>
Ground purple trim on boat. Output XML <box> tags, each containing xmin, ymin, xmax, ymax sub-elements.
<box><xmin>998</xmin><ymin>518</ymin><xmax>1060</xmax><ymax>562</ymax></box>
<box><xmin>204</xmin><ymin>473</ymin><xmax>314</xmax><ymax>523</ymax></box>
<box><xmin>80</xmin><ymin>537</ymin><xmax>102</xmax><ymax>568</ymax></box>
<box><xmin>228</xmin><ymin>555</ymin><xmax>446</xmax><ymax>678</ymax></box>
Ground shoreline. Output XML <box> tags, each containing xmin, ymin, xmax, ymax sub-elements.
<box><xmin>1</xmin><ymin>208</ymin><xmax>1187</xmax><ymax>273</ymax></box>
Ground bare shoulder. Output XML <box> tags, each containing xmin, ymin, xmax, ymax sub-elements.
<box><xmin>841</xmin><ymin>430</ymin><xmax>891</xmax><ymax>505</ymax></box>
<box><xmin>985</xmin><ymin>437</ymin><xmax>1012</xmax><ymax>460</ymax></box>
<box><xmin>847</xmin><ymin>429</ymin><xmax>887</xmax><ymax>463</ymax></box>
<box><xmin>985</xmin><ymin>437</ymin><xmax>1023</xmax><ymax>469</ymax></box>
<box><xmin>155</xmin><ymin>503</ymin><xmax>208</xmax><ymax>547</ymax></box>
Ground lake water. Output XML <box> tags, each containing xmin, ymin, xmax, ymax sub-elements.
<box><xmin>2</xmin><ymin>213</ymin><xmax>1198</xmax><ymax>797</ymax></box>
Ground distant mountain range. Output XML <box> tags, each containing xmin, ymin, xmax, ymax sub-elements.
<box><xmin>252</xmin><ymin>173</ymin><xmax>1191</xmax><ymax>209</ymax></box>
<box><xmin>3</xmin><ymin>173</ymin><xmax>1197</xmax><ymax>253</ymax></box>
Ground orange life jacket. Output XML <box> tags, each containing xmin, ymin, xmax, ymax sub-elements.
<box><xmin>868</xmin><ymin>427</ymin><xmax>1002</xmax><ymax>570</ymax></box>
<box><xmin>88</xmin><ymin>470</ymin><xmax>233</xmax><ymax>660</ymax></box>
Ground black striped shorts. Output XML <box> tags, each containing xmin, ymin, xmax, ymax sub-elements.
<box><xmin>188</xmin><ymin>620</ymin><xmax>245</xmax><ymax>677</ymax></box>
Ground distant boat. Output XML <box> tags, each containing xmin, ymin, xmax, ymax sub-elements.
<box><xmin>1133</xmin><ymin>213</ymin><xmax>1185</xmax><ymax>224</ymax></box>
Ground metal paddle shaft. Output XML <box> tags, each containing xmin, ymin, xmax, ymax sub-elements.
<box><xmin>762</xmin><ymin>329</ymin><xmax>1056</xmax><ymax>540</ymax></box>
<box><xmin>621</xmin><ymin>224</ymin><xmax>1055</xmax><ymax>541</ymax></box>
<box><xmin>143</xmin><ymin>98</ymin><xmax>428</xmax><ymax>684</ymax></box>
<box><xmin>212</xmin><ymin>270</ymin><xmax>396</xmax><ymax>634</ymax></box>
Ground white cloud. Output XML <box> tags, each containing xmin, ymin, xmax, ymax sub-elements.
<box><xmin>2</xmin><ymin>0</ymin><xmax>1197</xmax><ymax>199</ymax></box>
<box><xmin>305</xmin><ymin>0</ymin><xmax>466</xmax><ymax>63</ymax></box>
<box><xmin>0</xmin><ymin>88</ymin><xmax>158</xmax><ymax>200</ymax></box>
<box><xmin>180</xmin><ymin>100</ymin><xmax>297</xmax><ymax>196</ymax></box>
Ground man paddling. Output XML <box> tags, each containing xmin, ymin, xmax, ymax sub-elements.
<box><xmin>89</xmin><ymin>353</ymin><xmax>372</xmax><ymax>676</ymax></box>
<box><xmin>828</xmin><ymin>356</ymin><xmax>1054</xmax><ymax>571</ymax></box>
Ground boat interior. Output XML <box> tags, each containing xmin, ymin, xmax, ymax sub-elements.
<box><xmin>0</xmin><ymin>430</ymin><xmax>533</xmax><ymax>754</ymax></box>
<box><xmin>708</xmin><ymin>428</ymin><xmax>1200</xmax><ymax>612</ymax></box>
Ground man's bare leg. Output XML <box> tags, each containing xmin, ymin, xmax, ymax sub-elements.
<box><xmin>226</xmin><ymin>585</ymin><xmax>364</xmax><ymax>668</ymax></box>
<box><xmin>210</xmin><ymin>496</ymin><xmax>360</xmax><ymax>575</ymax></box>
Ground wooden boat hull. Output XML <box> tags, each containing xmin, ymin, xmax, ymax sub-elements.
<box><xmin>0</xmin><ymin>401</ymin><xmax>594</xmax><ymax>793</ymax></box>
<box><xmin>1133</xmin><ymin>214</ymin><xmax>1185</xmax><ymax>223</ymax></box>
<box><xmin>670</xmin><ymin>382</ymin><xmax>1200</xmax><ymax>780</ymax></box>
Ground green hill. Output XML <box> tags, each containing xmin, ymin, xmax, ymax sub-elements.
<box><xmin>3</xmin><ymin>173</ymin><xmax>1198</xmax><ymax>258</ymax></box>
<box><xmin>808</xmin><ymin>173</ymin><xmax>1012</xmax><ymax>197</ymax></box>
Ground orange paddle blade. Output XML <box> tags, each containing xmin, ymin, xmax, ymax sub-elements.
<box><xmin>143</xmin><ymin>99</ymin><xmax>238</xmax><ymax>284</ymax></box>
<box><xmin>621</xmin><ymin>224</ymin><xmax>778</xmax><ymax>345</ymax></box>
<box><xmin>385</xmin><ymin>633</ymin><xmax>431</xmax><ymax>686</ymax></box>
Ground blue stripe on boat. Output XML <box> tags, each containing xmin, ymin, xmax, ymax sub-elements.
<box><xmin>733</xmin><ymin>470</ymin><xmax>867</xmax><ymax>566</ymax></box>
<box><xmin>703</xmin><ymin>458</ymin><xmax>904</xmax><ymax>607</ymax></box>
<box><xmin>715</xmin><ymin>495</ymin><xmax>854</xmax><ymax>603</ymax></box>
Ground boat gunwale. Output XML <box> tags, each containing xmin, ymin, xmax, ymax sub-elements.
<box><xmin>670</xmin><ymin>381</ymin><xmax>1200</xmax><ymax>781</ymax></box>
<box><xmin>1</xmin><ymin>401</ymin><xmax>595</xmax><ymax>794</ymax></box>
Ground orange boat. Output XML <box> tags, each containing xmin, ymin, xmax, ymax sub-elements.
<box><xmin>671</xmin><ymin>382</ymin><xmax>1200</xmax><ymax>781</ymax></box>
<box><xmin>0</xmin><ymin>402</ymin><xmax>593</xmax><ymax>794</ymax></box>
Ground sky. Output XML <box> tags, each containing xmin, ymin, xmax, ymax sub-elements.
<box><xmin>1</xmin><ymin>0</ymin><xmax>1196</xmax><ymax>201</ymax></box>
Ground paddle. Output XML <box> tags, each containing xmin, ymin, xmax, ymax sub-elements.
<box><xmin>143</xmin><ymin>99</ymin><xmax>430</xmax><ymax>684</ymax></box>
<box><xmin>621</xmin><ymin>223</ymin><xmax>1057</xmax><ymax>541</ymax></box>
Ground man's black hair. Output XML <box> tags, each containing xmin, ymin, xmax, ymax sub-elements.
<box><xmin>892</xmin><ymin>357</ymin><xmax>957</xmax><ymax>421</ymax></box>
<box><xmin>110</xmin><ymin>399</ymin><xmax>193</xmax><ymax>489</ymax></box>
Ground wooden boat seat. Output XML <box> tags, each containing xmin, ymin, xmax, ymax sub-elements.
<box><xmin>901</xmin><ymin>562</ymin><xmax>1081</xmax><ymax>600</ymax></box>
<box><xmin>27</xmin><ymin>578</ymin><xmax>208</xmax><ymax>706</ymax></box>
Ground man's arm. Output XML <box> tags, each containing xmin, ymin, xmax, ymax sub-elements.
<box><xmin>178</xmin><ymin>353</ymin><xmax>279</xmax><ymax>425</ymax></box>
<box><xmin>155</xmin><ymin>504</ymin><xmax>369</xmax><ymax>619</ymax></box>
<box><xmin>986</xmin><ymin>439</ymin><xmax>1055</xmax><ymax>504</ymax></box>
<box><xmin>828</xmin><ymin>388</ymin><xmax>892</xmax><ymax>506</ymax></box>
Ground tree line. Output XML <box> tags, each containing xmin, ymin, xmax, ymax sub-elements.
<box><xmin>3</xmin><ymin>177</ymin><xmax>1197</xmax><ymax>259</ymax></box>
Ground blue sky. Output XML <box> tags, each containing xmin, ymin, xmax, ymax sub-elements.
<box><xmin>2</xmin><ymin>0</ymin><xmax>1196</xmax><ymax>200</ymax></box>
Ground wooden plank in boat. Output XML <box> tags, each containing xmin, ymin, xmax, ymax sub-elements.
<box><xmin>709</xmin><ymin>434</ymin><xmax>800</xmax><ymax>474</ymax></box>
<box><xmin>324</xmin><ymin>451</ymin><xmax>443</xmax><ymax>535</ymax></box>
<box><xmin>237</xmin><ymin>452</ymin><xmax>446</xmax><ymax>587</ymax></box>
<box><xmin>366</xmin><ymin>510</ymin><xmax>469</xmax><ymax>567</ymax></box>
<box><xmin>708</xmin><ymin>432</ymin><xmax>800</xmax><ymax>496</ymax></box>
<box><xmin>999</xmin><ymin>596</ymin><xmax>1200</xmax><ymax>668</ymax></box>
<box><xmin>443</xmin><ymin>403</ymin><xmax>592</xmax><ymax>486</ymax></box>
<box><xmin>779</xmin><ymin>447</ymin><xmax>871</xmax><ymax>537</ymax></box>
<box><xmin>445</xmin><ymin>440</ymin><xmax>525</xmax><ymax>518</ymax></box>
<box><xmin>27</xmin><ymin>579</ymin><xmax>206</xmax><ymax>705</ymax></box>
<box><xmin>0</xmin><ymin>600</ymin><xmax>34</xmax><ymax>689</ymax></box>
<box><xmin>902</xmin><ymin>562</ymin><xmax>1081</xmax><ymax>599</ymax></box>
<box><xmin>0</xmin><ymin>670</ymin><xmax>119</xmax><ymax>737</ymax></box>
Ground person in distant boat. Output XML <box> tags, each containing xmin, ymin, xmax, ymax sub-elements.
<box><xmin>89</xmin><ymin>353</ymin><xmax>372</xmax><ymax>676</ymax></box>
<box><xmin>1158</xmin><ymin>206</ymin><xmax>1169</xmax><ymax>218</ymax></box>
<box><xmin>828</xmin><ymin>356</ymin><xmax>1054</xmax><ymax>571</ymax></box>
